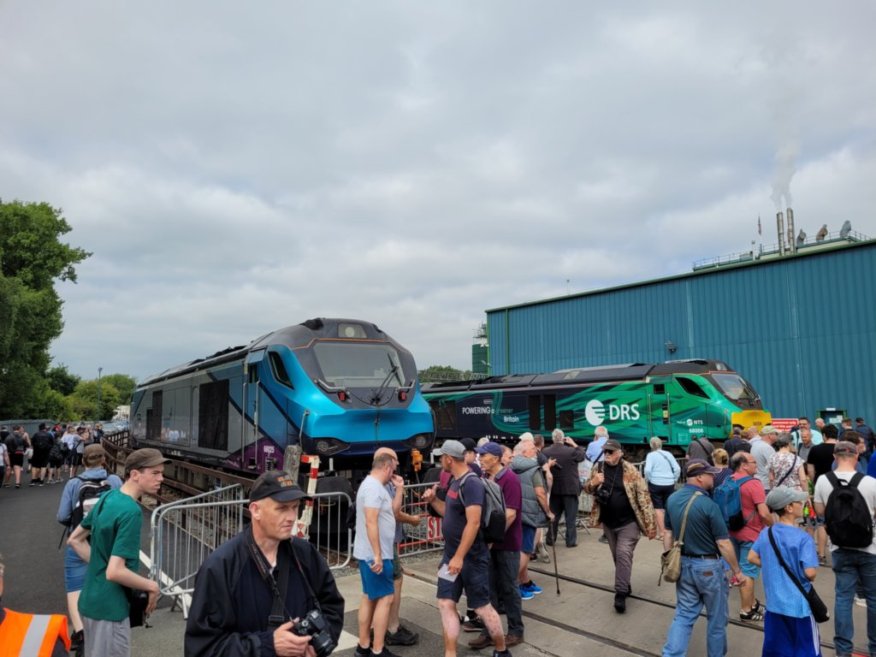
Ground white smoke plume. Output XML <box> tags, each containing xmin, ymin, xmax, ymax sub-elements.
<box><xmin>770</xmin><ymin>139</ymin><xmax>799</xmax><ymax>210</ymax></box>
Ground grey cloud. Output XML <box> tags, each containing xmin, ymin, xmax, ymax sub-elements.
<box><xmin>2</xmin><ymin>1</ymin><xmax>875</xmax><ymax>379</ymax></box>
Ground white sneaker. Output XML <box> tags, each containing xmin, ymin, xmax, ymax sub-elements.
<box><xmin>855</xmin><ymin>596</ymin><xmax>866</xmax><ymax>608</ymax></box>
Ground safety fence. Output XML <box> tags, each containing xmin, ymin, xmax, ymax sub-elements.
<box><xmin>149</xmin><ymin>484</ymin><xmax>245</xmax><ymax>616</ymax></box>
<box><xmin>148</xmin><ymin>457</ymin><xmax>694</xmax><ymax>615</ymax></box>
<box><xmin>149</xmin><ymin>486</ymin><xmax>352</xmax><ymax>617</ymax></box>
<box><xmin>398</xmin><ymin>482</ymin><xmax>444</xmax><ymax>557</ymax></box>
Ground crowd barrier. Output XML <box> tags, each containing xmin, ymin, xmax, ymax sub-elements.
<box><xmin>149</xmin><ymin>486</ymin><xmax>352</xmax><ymax>617</ymax></box>
<box><xmin>398</xmin><ymin>481</ymin><xmax>444</xmax><ymax>557</ymax></box>
<box><xmin>148</xmin><ymin>454</ymin><xmax>692</xmax><ymax>615</ymax></box>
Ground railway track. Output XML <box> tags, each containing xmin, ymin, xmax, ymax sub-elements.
<box><xmin>526</xmin><ymin>564</ymin><xmax>839</xmax><ymax>655</ymax></box>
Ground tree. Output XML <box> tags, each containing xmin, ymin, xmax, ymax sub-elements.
<box><xmin>68</xmin><ymin>380</ymin><xmax>121</xmax><ymax>421</ymax></box>
<box><xmin>47</xmin><ymin>363</ymin><xmax>81</xmax><ymax>396</ymax></box>
<box><xmin>101</xmin><ymin>373</ymin><xmax>136</xmax><ymax>405</ymax></box>
<box><xmin>418</xmin><ymin>365</ymin><xmax>476</xmax><ymax>382</ymax></box>
<box><xmin>0</xmin><ymin>200</ymin><xmax>90</xmax><ymax>417</ymax></box>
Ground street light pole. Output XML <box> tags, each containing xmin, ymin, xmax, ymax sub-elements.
<box><xmin>97</xmin><ymin>367</ymin><xmax>103</xmax><ymax>420</ymax></box>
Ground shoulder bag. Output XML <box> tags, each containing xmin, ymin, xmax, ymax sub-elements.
<box><xmin>659</xmin><ymin>492</ymin><xmax>701</xmax><ymax>585</ymax></box>
<box><xmin>767</xmin><ymin>527</ymin><xmax>829</xmax><ymax>623</ymax></box>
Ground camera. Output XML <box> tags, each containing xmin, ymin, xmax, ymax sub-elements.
<box><xmin>593</xmin><ymin>485</ymin><xmax>611</xmax><ymax>506</ymax></box>
<box><xmin>293</xmin><ymin>609</ymin><xmax>337</xmax><ymax>657</ymax></box>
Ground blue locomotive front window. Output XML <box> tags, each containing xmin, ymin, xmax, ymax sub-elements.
<box><xmin>711</xmin><ymin>373</ymin><xmax>759</xmax><ymax>404</ymax></box>
<box><xmin>313</xmin><ymin>342</ymin><xmax>408</xmax><ymax>388</ymax></box>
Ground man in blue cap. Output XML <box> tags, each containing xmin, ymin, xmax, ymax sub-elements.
<box><xmin>662</xmin><ymin>459</ymin><xmax>749</xmax><ymax>657</ymax></box>
<box><xmin>468</xmin><ymin>442</ymin><xmax>524</xmax><ymax>650</ymax></box>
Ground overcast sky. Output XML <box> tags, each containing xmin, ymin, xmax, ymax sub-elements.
<box><xmin>2</xmin><ymin>2</ymin><xmax>875</xmax><ymax>381</ymax></box>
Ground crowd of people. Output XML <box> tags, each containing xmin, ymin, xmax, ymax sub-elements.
<box><xmin>1</xmin><ymin>422</ymin><xmax>105</xmax><ymax>489</ymax></box>
<box><xmin>412</xmin><ymin>416</ymin><xmax>876</xmax><ymax>657</ymax></box>
<box><xmin>5</xmin><ymin>414</ymin><xmax>876</xmax><ymax>657</ymax></box>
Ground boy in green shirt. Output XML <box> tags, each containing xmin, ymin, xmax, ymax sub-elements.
<box><xmin>68</xmin><ymin>448</ymin><xmax>168</xmax><ymax>657</ymax></box>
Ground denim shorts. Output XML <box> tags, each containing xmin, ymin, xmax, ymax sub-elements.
<box><xmin>358</xmin><ymin>559</ymin><xmax>394</xmax><ymax>600</ymax></box>
<box><xmin>522</xmin><ymin>525</ymin><xmax>536</xmax><ymax>554</ymax></box>
<box><xmin>436</xmin><ymin>546</ymin><xmax>491</xmax><ymax>609</ymax></box>
<box><xmin>732</xmin><ymin>539</ymin><xmax>761</xmax><ymax>579</ymax></box>
<box><xmin>64</xmin><ymin>545</ymin><xmax>88</xmax><ymax>592</ymax></box>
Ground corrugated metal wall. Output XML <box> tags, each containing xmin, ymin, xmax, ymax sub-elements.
<box><xmin>487</xmin><ymin>241</ymin><xmax>876</xmax><ymax>423</ymax></box>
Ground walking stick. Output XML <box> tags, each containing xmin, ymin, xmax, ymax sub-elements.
<box><xmin>551</xmin><ymin>536</ymin><xmax>560</xmax><ymax>595</ymax></box>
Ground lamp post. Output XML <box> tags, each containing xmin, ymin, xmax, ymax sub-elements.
<box><xmin>97</xmin><ymin>367</ymin><xmax>103</xmax><ymax>420</ymax></box>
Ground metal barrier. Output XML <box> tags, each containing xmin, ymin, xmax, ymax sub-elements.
<box><xmin>304</xmin><ymin>490</ymin><xmax>353</xmax><ymax>571</ymax></box>
<box><xmin>398</xmin><ymin>482</ymin><xmax>444</xmax><ymax>557</ymax></box>
<box><xmin>149</xmin><ymin>486</ymin><xmax>352</xmax><ymax>617</ymax></box>
<box><xmin>150</xmin><ymin>484</ymin><xmax>246</xmax><ymax>616</ymax></box>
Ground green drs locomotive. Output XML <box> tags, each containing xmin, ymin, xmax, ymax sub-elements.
<box><xmin>422</xmin><ymin>359</ymin><xmax>771</xmax><ymax>459</ymax></box>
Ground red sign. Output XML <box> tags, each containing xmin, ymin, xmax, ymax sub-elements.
<box><xmin>770</xmin><ymin>418</ymin><xmax>798</xmax><ymax>432</ymax></box>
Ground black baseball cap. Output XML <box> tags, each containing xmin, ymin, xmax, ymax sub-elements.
<box><xmin>250</xmin><ymin>470</ymin><xmax>310</xmax><ymax>503</ymax></box>
<box><xmin>459</xmin><ymin>438</ymin><xmax>477</xmax><ymax>452</ymax></box>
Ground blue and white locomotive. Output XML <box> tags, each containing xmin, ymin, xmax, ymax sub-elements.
<box><xmin>130</xmin><ymin>318</ymin><xmax>434</xmax><ymax>480</ymax></box>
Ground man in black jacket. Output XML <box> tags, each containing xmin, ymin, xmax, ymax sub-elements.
<box><xmin>185</xmin><ymin>471</ymin><xmax>345</xmax><ymax>657</ymax></box>
<box><xmin>543</xmin><ymin>429</ymin><xmax>586</xmax><ymax>547</ymax></box>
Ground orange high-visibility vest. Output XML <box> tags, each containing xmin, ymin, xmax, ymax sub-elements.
<box><xmin>0</xmin><ymin>608</ymin><xmax>71</xmax><ymax>657</ymax></box>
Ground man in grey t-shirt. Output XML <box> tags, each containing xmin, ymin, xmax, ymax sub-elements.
<box><xmin>353</xmin><ymin>450</ymin><xmax>401</xmax><ymax>657</ymax></box>
<box><xmin>750</xmin><ymin>426</ymin><xmax>778</xmax><ymax>491</ymax></box>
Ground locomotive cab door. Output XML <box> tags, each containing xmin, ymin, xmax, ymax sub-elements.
<box><xmin>243</xmin><ymin>350</ymin><xmax>266</xmax><ymax>469</ymax></box>
<box><xmin>648</xmin><ymin>378</ymin><xmax>674</xmax><ymax>443</ymax></box>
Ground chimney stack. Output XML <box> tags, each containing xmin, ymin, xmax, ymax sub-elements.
<box><xmin>776</xmin><ymin>211</ymin><xmax>785</xmax><ymax>256</ymax></box>
<box><xmin>786</xmin><ymin>207</ymin><xmax>796</xmax><ymax>254</ymax></box>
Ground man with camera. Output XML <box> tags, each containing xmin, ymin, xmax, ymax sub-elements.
<box><xmin>185</xmin><ymin>471</ymin><xmax>345</xmax><ymax>657</ymax></box>
<box><xmin>583</xmin><ymin>439</ymin><xmax>657</xmax><ymax>613</ymax></box>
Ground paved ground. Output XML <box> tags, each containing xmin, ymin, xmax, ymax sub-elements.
<box><xmin>2</xmin><ymin>479</ymin><xmax>869</xmax><ymax>656</ymax></box>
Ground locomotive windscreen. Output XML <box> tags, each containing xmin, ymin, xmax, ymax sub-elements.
<box><xmin>313</xmin><ymin>342</ymin><xmax>408</xmax><ymax>388</ymax></box>
<box><xmin>711</xmin><ymin>373</ymin><xmax>760</xmax><ymax>405</ymax></box>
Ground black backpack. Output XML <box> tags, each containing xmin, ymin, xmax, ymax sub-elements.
<box><xmin>67</xmin><ymin>477</ymin><xmax>113</xmax><ymax>531</ymax></box>
<box><xmin>824</xmin><ymin>472</ymin><xmax>874</xmax><ymax>548</ymax></box>
<box><xmin>458</xmin><ymin>471</ymin><xmax>507</xmax><ymax>543</ymax></box>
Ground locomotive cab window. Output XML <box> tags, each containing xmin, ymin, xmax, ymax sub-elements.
<box><xmin>677</xmin><ymin>377</ymin><xmax>709</xmax><ymax>399</ymax></box>
<box><xmin>268</xmin><ymin>352</ymin><xmax>293</xmax><ymax>388</ymax></box>
<box><xmin>313</xmin><ymin>342</ymin><xmax>408</xmax><ymax>388</ymax></box>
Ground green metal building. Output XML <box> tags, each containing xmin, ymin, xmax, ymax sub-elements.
<box><xmin>485</xmin><ymin>237</ymin><xmax>876</xmax><ymax>425</ymax></box>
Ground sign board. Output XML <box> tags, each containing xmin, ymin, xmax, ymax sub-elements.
<box><xmin>770</xmin><ymin>418</ymin><xmax>798</xmax><ymax>432</ymax></box>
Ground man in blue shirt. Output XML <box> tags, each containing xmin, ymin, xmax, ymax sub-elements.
<box><xmin>662</xmin><ymin>459</ymin><xmax>749</xmax><ymax>657</ymax></box>
<box><xmin>423</xmin><ymin>440</ymin><xmax>510</xmax><ymax>657</ymax></box>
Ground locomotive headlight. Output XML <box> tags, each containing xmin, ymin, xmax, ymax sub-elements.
<box><xmin>412</xmin><ymin>434</ymin><xmax>429</xmax><ymax>449</ymax></box>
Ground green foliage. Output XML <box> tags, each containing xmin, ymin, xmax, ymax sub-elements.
<box><xmin>100</xmin><ymin>373</ymin><xmax>136</xmax><ymax>404</ymax></box>
<box><xmin>0</xmin><ymin>199</ymin><xmax>90</xmax><ymax>418</ymax></box>
<box><xmin>0</xmin><ymin>200</ymin><xmax>91</xmax><ymax>287</ymax></box>
<box><xmin>68</xmin><ymin>380</ymin><xmax>121</xmax><ymax>421</ymax></box>
<box><xmin>47</xmin><ymin>363</ymin><xmax>81</xmax><ymax>396</ymax></box>
<box><xmin>418</xmin><ymin>365</ymin><xmax>475</xmax><ymax>383</ymax></box>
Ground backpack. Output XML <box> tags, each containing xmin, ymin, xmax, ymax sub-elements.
<box><xmin>712</xmin><ymin>475</ymin><xmax>754</xmax><ymax>531</ymax></box>
<box><xmin>67</xmin><ymin>477</ymin><xmax>113</xmax><ymax>531</ymax></box>
<box><xmin>824</xmin><ymin>472</ymin><xmax>874</xmax><ymax>548</ymax></box>
<box><xmin>48</xmin><ymin>441</ymin><xmax>65</xmax><ymax>463</ymax></box>
<box><xmin>458</xmin><ymin>471</ymin><xmax>507</xmax><ymax>543</ymax></box>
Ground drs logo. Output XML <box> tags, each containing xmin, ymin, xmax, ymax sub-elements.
<box><xmin>585</xmin><ymin>399</ymin><xmax>640</xmax><ymax>427</ymax></box>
